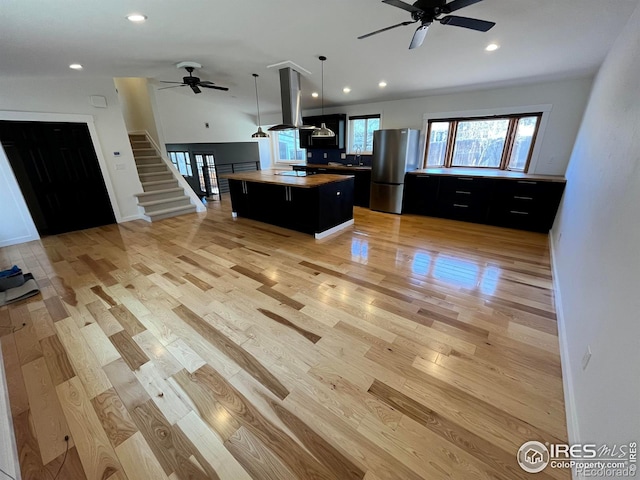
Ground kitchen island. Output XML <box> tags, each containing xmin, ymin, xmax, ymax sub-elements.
<box><xmin>221</xmin><ymin>170</ymin><xmax>354</xmax><ymax>239</ymax></box>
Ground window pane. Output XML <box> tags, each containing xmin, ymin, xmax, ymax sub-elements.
<box><xmin>184</xmin><ymin>152</ymin><xmax>192</xmax><ymax>176</ymax></box>
<box><xmin>277</xmin><ymin>131</ymin><xmax>305</xmax><ymax>161</ymax></box>
<box><xmin>508</xmin><ymin>116</ymin><xmax>538</xmax><ymax>171</ymax></box>
<box><xmin>426</xmin><ymin>121</ymin><xmax>449</xmax><ymax>166</ymax></box>
<box><xmin>365</xmin><ymin>118</ymin><xmax>380</xmax><ymax>152</ymax></box>
<box><xmin>175</xmin><ymin>152</ymin><xmax>188</xmax><ymax>175</ymax></box>
<box><xmin>451</xmin><ymin>119</ymin><xmax>509</xmax><ymax>168</ymax></box>
<box><xmin>351</xmin><ymin>119</ymin><xmax>366</xmax><ymax>152</ymax></box>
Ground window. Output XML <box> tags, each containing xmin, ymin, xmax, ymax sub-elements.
<box><xmin>348</xmin><ymin>114</ymin><xmax>380</xmax><ymax>154</ymax></box>
<box><xmin>168</xmin><ymin>151</ymin><xmax>193</xmax><ymax>176</ymax></box>
<box><xmin>424</xmin><ymin>113</ymin><xmax>542</xmax><ymax>172</ymax></box>
<box><xmin>271</xmin><ymin>130</ymin><xmax>306</xmax><ymax>163</ymax></box>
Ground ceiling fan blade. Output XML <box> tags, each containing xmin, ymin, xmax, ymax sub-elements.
<box><xmin>198</xmin><ymin>80</ymin><xmax>216</xmax><ymax>85</ymax></box>
<box><xmin>191</xmin><ymin>85</ymin><xmax>202</xmax><ymax>94</ymax></box>
<box><xmin>443</xmin><ymin>0</ymin><xmax>483</xmax><ymax>13</ymax></box>
<box><xmin>409</xmin><ymin>23</ymin><xmax>429</xmax><ymax>49</ymax></box>
<box><xmin>358</xmin><ymin>20</ymin><xmax>417</xmax><ymax>40</ymax></box>
<box><xmin>158</xmin><ymin>85</ymin><xmax>186</xmax><ymax>90</ymax></box>
<box><xmin>200</xmin><ymin>84</ymin><xmax>229</xmax><ymax>91</ymax></box>
<box><xmin>439</xmin><ymin>15</ymin><xmax>495</xmax><ymax>31</ymax></box>
<box><xmin>159</xmin><ymin>81</ymin><xmax>184</xmax><ymax>84</ymax></box>
<box><xmin>382</xmin><ymin>0</ymin><xmax>423</xmax><ymax>14</ymax></box>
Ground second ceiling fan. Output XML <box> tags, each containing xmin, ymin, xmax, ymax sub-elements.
<box><xmin>359</xmin><ymin>0</ymin><xmax>496</xmax><ymax>50</ymax></box>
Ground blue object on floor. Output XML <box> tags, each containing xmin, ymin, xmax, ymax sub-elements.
<box><xmin>0</xmin><ymin>265</ymin><xmax>22</xmax><ymax>278</ymax></box>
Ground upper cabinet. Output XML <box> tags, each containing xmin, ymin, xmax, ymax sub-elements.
<box><xmin>299</xmin><ymin>114</ymin><xmax>346</xmax><ymax>150</ymax></box>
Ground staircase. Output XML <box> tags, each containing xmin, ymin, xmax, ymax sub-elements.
<box><xmin>129</xmin><ymin>133</ymin><xmax>198</xmax><ymax>221</ymax></box>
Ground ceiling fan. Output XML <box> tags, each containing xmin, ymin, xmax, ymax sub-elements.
<box><xmin>158</xmin><ymin>61</ymin><xmax>229</xmax><ymax>94</ymax></box>
<box><xmin>358</xmin><ymin>0</ymin><xmax>496</xmax><ymax>50</ymax></box>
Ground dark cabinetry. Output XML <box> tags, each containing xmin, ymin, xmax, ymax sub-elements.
<box><xmin>301</xmin><ymin>166</ymin><xmax>370</xmax><ymax>208</ymax></box>
<box><xmin>402</xmin><ymin>173</ymin><xmax>565</xmax><ymax>232</ymax></box>
<box><xmin>299</xmin><ymin>114</ymin><xmax>346</xmax><ymax>150</ymax></box>
<box><xmin>228</xmin><ymin>178</ymin><xmax>354</xmax><ymax>236</ymax></box>
<box><xmin>487</xmin><ymin>180</ymin><xmax>566</xmax><ymax>232</ymax></box>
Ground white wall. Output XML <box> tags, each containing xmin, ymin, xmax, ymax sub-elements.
<box><xmin>154</xmin><ymin>88</ymin><xmax>258</xmax><ymax>144</ymax></box>
<box><xmin>0</xmin><ymin>76</ymin><xmax>143</xmax><ymax>247</ymax></box>
<box><xmin>304</xmin><ymin>76</ymin><xmax>593</xmax><ymax>176</ymax></box>
<box><xmin>551</xmin><ymin>1</ymin><xmax>640</xmax><ymax>453</ymax></box>
<box><xmin>114</xmin><ymin>77</ymin><xmax>161</xmax><ymax>146</ymax></box>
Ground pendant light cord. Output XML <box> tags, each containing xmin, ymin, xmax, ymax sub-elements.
<box><xmin>319</xmin><ymin>56</ymin><xmax>326</xmax><ymax>120</ymax></box>
<box><xmin>253</xmin><ymin>74</ymin><xmax>262</xmax><ymax>126</ymax></box>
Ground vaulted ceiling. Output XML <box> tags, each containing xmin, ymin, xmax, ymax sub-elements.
<box><xmin>2</xmin><ymin>0</ymin><xmax>638</xmax><ymax>115</ymax></box>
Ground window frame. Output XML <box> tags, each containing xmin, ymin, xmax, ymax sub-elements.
<box><xmin>270</xmin><ymin>129</ymin><xmax>306</xmax><ymax>164</ymax></box>
<box><xmin>423</xmin><ymin>111</ymin><xmax>544</xmax><ymax>173</ymax></box>
<box><xmin>348</xmin><ymin>114</ymin><xmax>381</xmax><ymax>154</ymax></box>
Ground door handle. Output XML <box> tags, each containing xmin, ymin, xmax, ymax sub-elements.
<box><xmin>513</xmin><ymin>196</ymin><xmax>533</xmax><ymax>200</ymax></box>
<box><xmin>510</xmin><ymin>210</ymin><xmax>529</xmax><ymax>215</ymax></box>
<box><xmin>455</xmin><ymin>190</ymin><xmax>471</xmax><ymax>195</ymax></box>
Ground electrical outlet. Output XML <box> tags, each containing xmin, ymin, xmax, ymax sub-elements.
<box><xmin>323</xmin><ymin>153</ymin><xmax>328</xmax><ymax>159</ymax></box>
<box><xmin>113</xmin><ymin>151</ymin><xmax>120</xmax><ymax>157</ymax></box>
<box><xmin>341</xmin><ymin>153</ymin><xmax>346</xmax><ymax>159</ymax></box>
<box><xmin>205</xmin><ymin>122</ymin><xmax>210</xmax><ymax>128</ymax></box>
<box><xmin>582</xmin><ymin>345</ymin><xmax>592</xmax><ymax>370</ymax></box>
<box><xmin>115</xmin><ymin>163</ymin><xmax>126</xmax><ymax>171</ymax></box>
<box><xmin>307</xmin><ymin>152</ymin><xmax>312</xmax><ymax>158</ymax></box>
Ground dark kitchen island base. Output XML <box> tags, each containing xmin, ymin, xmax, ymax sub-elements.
<box><xmin>223</xmin><ymin>171</ymin><xmax>355</xmax><ymax>239</ymax></box>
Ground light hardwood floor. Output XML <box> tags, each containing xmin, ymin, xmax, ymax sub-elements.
<box><xmin>0</xmin><ymin>197</ymin><xmax>569</xmax><ymax>480</ymax></box>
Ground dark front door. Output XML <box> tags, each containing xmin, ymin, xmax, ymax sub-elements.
<box><xmin>0</xmin><ymin>121</ymin><xmax>116</xmax><ymax>235</ymax></box>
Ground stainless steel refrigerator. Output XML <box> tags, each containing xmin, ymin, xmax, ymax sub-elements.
<box><xmin>370</xmin><ymin>128</ymin><xmax>420</xmax><ymax>214</ymax></box>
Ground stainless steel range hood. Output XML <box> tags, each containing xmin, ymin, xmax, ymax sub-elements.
<box><xmin>268</xmin><ymin>68</ymin><xmax>314</xmax><ymax>131</ymax></box>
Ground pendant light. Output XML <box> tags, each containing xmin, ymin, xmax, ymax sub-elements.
<box><xmin>251</xmin><ymin>73</ymin><xmax>269</xmax><ymax>138</ymax></box>
<box><xmin>311</xmin><ymin>56</ymin><xmax>335</xmax><ymax>138</ymax></box>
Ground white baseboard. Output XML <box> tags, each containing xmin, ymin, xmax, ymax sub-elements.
<box><xmin>549</xmin><ymin>232</ymin><xmax>581</xmax><ymax>455</ymax></box>
<box><xmin>0</xmin><ymin>343</ymin><xmax>20</xmax><ymax>480</ymax></box>
<box><xmin>118</xmin><ymin>214</ymin><xmax>145</xmax><ymax>223</ymax></box>
<box><xmin>0</xmin><ymin>233</ymin><xmax>40</xmax><ymax>248</ymax></box>
<box><xmin>315</xmin><ymin>219</ymin><xmax>354</xmax><ymax>240</ymax></box>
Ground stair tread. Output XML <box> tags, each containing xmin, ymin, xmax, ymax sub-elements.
<box><xmin>138</xmin><ymin>172</ymin><xmax>172</xmax><ymax>177</ymax></box>
<box><xmin>147</xmin><ymin>204</ymin><xmax>197</xmax><ymax>217</ymax></box>
<box><xmin>142</xmin><ymin>179</ymin><xmax>178</xmax><ymax>186</ymax></box>
<box><xmin>136</xmin><ymin>163</ymin><xmax>166</xmax><ymax>168</ymax></box>
<box><xmin>135</xmin><ymin>187</ymin><xmax>183</xmax><ymax>198</ymax></box>
<box><xmin>138</xmin><ymin>196</ymin><xmax>190</xmax><ymax>207</ymax></box>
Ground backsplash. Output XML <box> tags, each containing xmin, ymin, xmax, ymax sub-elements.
<box><xmin>305</xmin><ymin>149</ymin><xmax>372</xmax><ymax>166</ymax></box>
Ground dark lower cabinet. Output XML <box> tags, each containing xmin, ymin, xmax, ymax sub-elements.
<box><xmin>402</xmin><ymin>173</ymin><xmax>565</xmax><ymax>233</ymax></box>
<box><xmin>299</xmin><ymin>167</ymin><xmax>370</xmax><ymax>207</ymax></box>
<box><xmin>403</xmin><ymin>174</ymin><xmax>440</xmax><ymax>216</ymax></box>
<box><xmin>228</xmin><ymin>178</ymin><xmax>354</xmax><ymax>236</ymax></box>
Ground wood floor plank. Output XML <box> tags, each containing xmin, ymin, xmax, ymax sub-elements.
<box><xmin>103</xmin><ymin>358</ymin><xmax>151</xmax><ymax>412</ymax></box>
<box><xmin>172</xmin><ymin>304</ymin><xmax>289</xmax><ymax>400</ymax></box>
<box><xmin>257</xmin><ymin>307</ymin><xmax>322</xmax><ymax>343</ymax></box>
<box><xmin>130</xmin><ymin>399</ymin><xmax>212</xmax><ymax>480</ymax></box>
<box><xmin>91</xmin><ymin>387</ymin><xmax>138</xmax><ymax>448</ymax></box>
<box><xmin>115</xmin><ymin>431</ymin><xmax>170</xmax><ymax>480</ymax></box>
<box><xmin>44</xmin><ymin>296</ymin><xmax>69</xmax><ymax>322</ymax></box>
<box><xmin>21</xmin><ymin>357</ymin><xmax>73</xmax><ymax>465</ymax></box>
<box><xmin>109</xmin><ymin>330</ymin><xmax>149</xmax><ymax>371</ymax></box>
<box><xmin>55</xmin><ymin>317</ymin><xmax>112</xmax><ymax>399</ymax></box>
<box><xmin>40</xmin><ymin>334</ymin><xmax>75</xmax><ymax>386</ymax></box>
<box><xmin>82</xmin><ymin>323</ymin><xmax>122</xmax><ymax>367</ymax></box>
<box><xmin>57</xmin><ymin>376</ymin><xmax>123</xmax><ymax>480</ymax></box>
<box><xmin>109</xmin><ymin>304</ymin><xmax>146</xmax><ymax>337</ymax></box>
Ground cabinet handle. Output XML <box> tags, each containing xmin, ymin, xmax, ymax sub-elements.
<box><xmin>455</xmin><ymin>190</ymin><xmax>471</xmax><ymax>195</ymax></box>
<box><xmin>318</xmin><ymin>168</ymin><xmax>327</xmax><ymax>172</ymax></box>
<box><xmin>510</xmin><ymin>210</ymin><xmax>529</xmax><ymax>215</ymax></box>
<box><xmin>517</xmin><ymin>180</ymin><xmax>537</xmax><ymax>185</ymax></box>
<box><xmin>453</xmin><ymin>204</ymin><xmax>469</xmax><ymax>208</ymax></box>
<box><xmin>514</xmin><ymin>195</ymin><xmax>533</xmax><ymax>200</ymax></box>
<box><xmin>241</xmin><ymin>181</ymin><xmax>248</xmax><ymax>194</ymax></box>
<box><xmin>457</xmin><ymin>177</ymin><xmax>474</xmax><ymax>181</ymax></box>
<box><xmin>417</xmin><ymin>175</ymin><xmax>431</xmax><ymax>178</ymax></box>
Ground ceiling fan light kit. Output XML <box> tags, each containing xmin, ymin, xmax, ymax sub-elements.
<box><xmin>312</xmin><ymin>55</ymin><xmax>335</xmax><ymax>139</ymax></box>
<box><xmin>358</xmin><ymin>0</ymin><xmax>495</xmax><ymax>49</ymax></box>
<box><xmin>251</xmin><ymin>73</ymin><xmax>269</xmax><ymax>138</ymax></box>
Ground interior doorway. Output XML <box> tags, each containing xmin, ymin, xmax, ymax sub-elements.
<box><xmin>0</xmin><ymin>120</ymin><xmax>116</xmax><ymax>236</ymax></box>
<box><xmin>193</xmin><ymin>153</ymin><xmax>219</xmax><ymax>199</ymax></box>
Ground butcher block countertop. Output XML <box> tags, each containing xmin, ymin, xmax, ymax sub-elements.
<box><xmin>408</xmin><ymin>168</ymin><xmax>566</xmax><ymax>182</ymax></box>
<box><xmin>219</xmin><ymin>170</ymin><xmax>353</xmax><ymax>188</ymax></box>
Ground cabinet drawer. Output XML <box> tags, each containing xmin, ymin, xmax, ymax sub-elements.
<box><xmin>439</xmin><ymin>176</ymin><xmax>492</xmax><ymax>195</ymax></box>
<box><xmin>439</xmin><ymin>200</ymin><xmax>488</xmax><ymax>222</ymax></box>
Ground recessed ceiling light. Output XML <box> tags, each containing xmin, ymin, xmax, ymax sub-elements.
<box><xmin>69</xmin><ymin>64</ymin><xmax>83</xmax><ymax>70</ymax></box>
<box><xmin>485</xmin><ymin>43</ymin><xmax>499</xmax><ymax>52</ymax></box>
<box><xmin>127</xmin><ymin>14</ymin><xmax>147</xmax><ymax>22</ymax></box>
<box><xmin>343</xmin><ymin>87</ymin><xmax>351</xmax><ymax>93</ymax></box>
<box><xmin>378</xmin><ymin>81</ymin><xmax>387</xmax><ymax>88</ymax></box>
<box><xmin>312</xmin><ymin>92</ymin><xmax>319</xmax><ymax>98</ymax></box>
